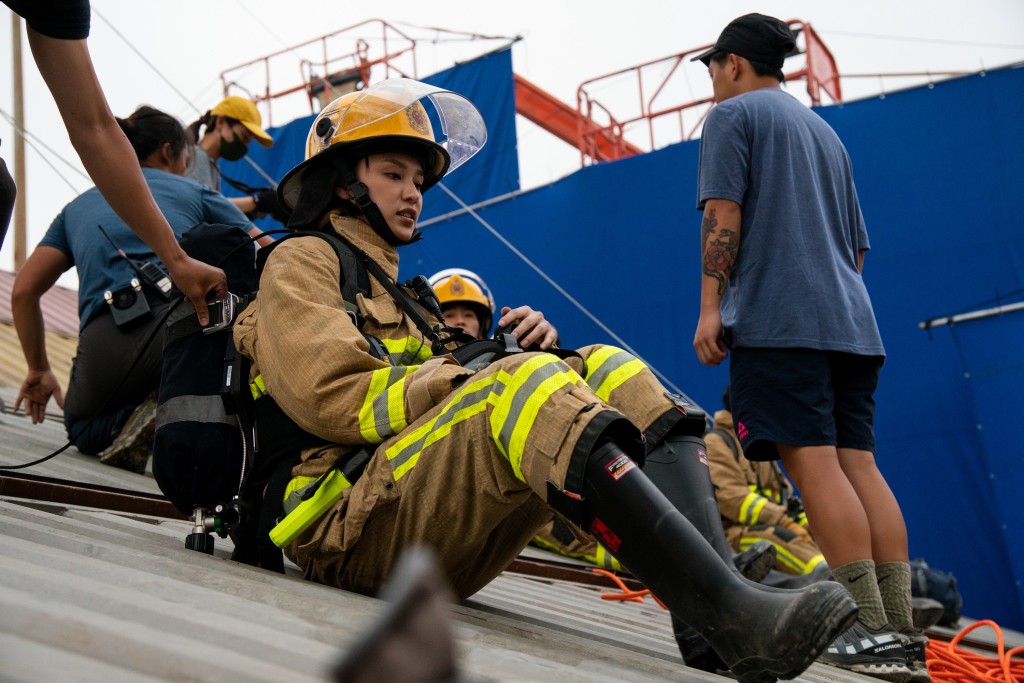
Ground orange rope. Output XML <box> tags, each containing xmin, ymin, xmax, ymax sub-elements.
<box><xmin>927</xmin><ymin>620</ymin><xmax>1024</xmax><ymax>683</ymax></box>
<box><xmin>591</xmin><ymin>568</ymin><xmax>667</xmax><ymax>609</ymax></box>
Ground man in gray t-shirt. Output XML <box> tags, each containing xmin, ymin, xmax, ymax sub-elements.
<box><xmin>692</xmin><ymin>13</ymin><xmax>923</xmax><ymax>682</ymax></box>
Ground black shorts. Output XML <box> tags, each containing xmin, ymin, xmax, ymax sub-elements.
<box><xmin>729</xmin><ymin>348</ymin><xmax>883</xmax><ymax>461</ymax></box>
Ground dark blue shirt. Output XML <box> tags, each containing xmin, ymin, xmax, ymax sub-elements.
<box><xmin>697</xmin><ymin>88</ymin><xmax>884</xmax><ymax>356</ymax></box>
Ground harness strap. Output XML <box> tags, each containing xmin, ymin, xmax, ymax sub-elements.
<box><xmin>330</xmin><ymin>232</ymin><xmax>445</xmax><ymax>353</ymax></box>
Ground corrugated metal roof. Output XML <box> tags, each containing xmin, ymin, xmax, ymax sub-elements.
<box><xmin>2</xmin><ymin>387</ymin><xmax>1018</xmax><ymax>682</ymax></box>
<box><xmin>0</xmin><ymin>269</ymin><xmax>79</xmax><ymax>393</ymax></box>
<box><xmin>0</xmin><ymin>269</ymin><xmax>80</xmax><ymax>337</ymax></box>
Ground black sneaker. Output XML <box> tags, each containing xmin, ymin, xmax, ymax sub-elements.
<box><xmin>819</xmin><ymin>620</ymin><xmax>912</xmax><ymax>682</ymax></box>
<box><xmin>899</xmin><ymin>626</ymin><xmax>931</xmax><ymax>682</ymax></box>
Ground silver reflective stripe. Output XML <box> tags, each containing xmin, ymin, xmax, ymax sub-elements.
<box><xmin>496</xmin><ymin>360</ymin><xmax>565</xmax><ymax>456</ymax></box>
<box><xmin>156</xmin><ymin>395</ymin><xmax>236</xmax><ymax>429</ymax></box>
<box><xmin>369</xmin><ymin>366</ymin><xmax>411</xmax><ymax>438</ymax></box>
<box><xmin>584</xmin><ymin>348</ymin><xmax>636</xmax><ymax>392</ymax></box>
<box><xmin>387</xmin><ymin>381</ymin><xmax>503</xmax><ymax>474</ymax></box>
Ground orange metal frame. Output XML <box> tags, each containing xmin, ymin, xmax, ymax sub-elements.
<box><xmin>219</xmin><ymin>19</ymin><xmax>418</xmax><ymax>127</ymax></box>
<box><xmin>570</xmin><ymin>19</ymin><xmax>841</xmax><ymax>166</ymax></box>
<box><xmin>218</xmin><ymin>18</ymin><xmax>842</xmax><ymax>169</ymax></box>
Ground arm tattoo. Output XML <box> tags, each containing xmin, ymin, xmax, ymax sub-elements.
<box><xmin>701</xmin><ymin>207</ymin><xmax>739</xmax><ymax>296</ymax></box>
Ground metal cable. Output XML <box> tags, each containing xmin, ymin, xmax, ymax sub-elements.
<box><xmin>435</xmin><ymin>181</ymin><xmax>686</xmax><ymax>396</ymax></box>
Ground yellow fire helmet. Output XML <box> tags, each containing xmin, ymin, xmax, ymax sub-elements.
<box><xmin>278</xmin><ymin>78</ymin><xmax>487</xmax><ymax>212</ymax></box>
<box><xmin>429</xmin><ymin>268</ymin><xmax>496</xmax><ymax>335</ymax></box>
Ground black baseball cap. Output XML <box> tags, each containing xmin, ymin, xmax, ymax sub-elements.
<box><xmin>691</xmin><ymin>13</ymin><xmax>796</xmax><ymax>69</ymax></box>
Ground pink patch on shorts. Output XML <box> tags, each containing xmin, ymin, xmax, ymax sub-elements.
<box><xmin>737</xmin><ymin>421</ymin><xmax>749</xmax><ymax>440</ymax></box>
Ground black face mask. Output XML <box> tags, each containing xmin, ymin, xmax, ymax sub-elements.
<box><xmin>219</xmin><ymin>126</ymin><xmax>248</xmax><ymax>161</ymax></box>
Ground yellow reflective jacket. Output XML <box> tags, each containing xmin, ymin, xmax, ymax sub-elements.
<box><xmin>233</xmin><ymin>212</ymin><xmax>472</xmax><ymax>479</ymax></box>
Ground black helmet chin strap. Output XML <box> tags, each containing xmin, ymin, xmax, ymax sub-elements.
<box><xmin>334</xmin><ymin>156</ymin><xmax>421</xmax><ymax>247</ymax></box>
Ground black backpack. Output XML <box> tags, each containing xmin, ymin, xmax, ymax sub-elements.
<box><xmin>910</xmin><ymin>558</ymin><xmax>963</xmax><ymax>627</ymax></box>
<box><xmin>153</xmin><ymin>224</ymin><xmax>260</xmax><ymax>517</ymax></box>
<box><xmin>152</xmin><ymin>224</ymin><xmax>378</xmax><ymax>567</ymax></box>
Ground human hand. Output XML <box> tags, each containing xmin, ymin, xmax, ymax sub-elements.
<box><xmin>693</xmin><ymin>309</ymin><xmax>727</xmax><ymax>365</ymax></box>
<box><xmin>497</xmin><ymin>305</ymin><xmax>559</xmax><ymax>350</ymax></box>
<box><xmin>14</xmin><ymin>369</ymin><xmax>64</xmax><ymax>424</ymax></box>
<box><xmin>253</xmin><ymin>188</ymin><xmax>289</xmax><ymax>223</ymax></box>
<box><xmin>166</xmin><ymin>254</ymin><xmax>228</xmax><ymax>326</ymax></box>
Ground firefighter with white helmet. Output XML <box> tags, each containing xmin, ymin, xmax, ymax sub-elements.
<box><xmin>232</xmin><ymin>77</ymin><xmax>857</xmax><ymax>681</ymax></box>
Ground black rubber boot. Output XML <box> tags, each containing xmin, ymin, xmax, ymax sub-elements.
<box><xmin>644</xmin><ymin>433</ymin><xmax>773</xmax><ymax>672</ymax></box>
<box><xmin>579</xmin><ymin>442</ymin><xmax>858</xmax><ymax>683</ymax></box>
<box><xmin>644</xmin><ymin>433</ymin><xmax>776</xmax><ymax>579</ymax></box>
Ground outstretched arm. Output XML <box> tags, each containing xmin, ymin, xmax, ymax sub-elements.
<box><xmin>11</xmin><ymin>246</ymin><xmax>69</xmax><ymax>423</ymax></box>
<box><xmin>694</xmin><ymin>199</ymin><xmax>741</xmax><ymax>366</ymax></box>
<box><xmin>25</xmin><ymin>28</ymin><xmax>226</xmax><ymax>324</ymax></box>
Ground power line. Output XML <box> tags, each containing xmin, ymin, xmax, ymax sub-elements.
<box><xmin>435</xmin><ymin>181</ymin><xmax>687</xmax><ymax>398</ymax></box>
<box><xmin>93</xmin><ymin>4</ymin><xmax>279</xmax><ymax>186</ymax></box>
<box><xmin>0</xmin><ymin>116</ymin><xmax>83</xmax><ymax>195</ymax></box>
<box><xmin>0</xmin><ymin>107</ymin><xmax>91</xmax><ymax>183</ymax></box>
<box><xmin>91</xmin><ymin>6</ymin><xmax>201</xmax><ymax>116</ymax></box>
<box><xmin>820</xmin><ymin>28</ymin><xmax>1024</xmax><ymax>51</ymax></box>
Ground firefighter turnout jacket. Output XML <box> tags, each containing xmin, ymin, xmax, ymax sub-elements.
<box><xmin>705</xmin><ymin>410</ymin><xmax>825</xmax><ymax>576</ymax></box>
<box><xmin>233</xmin><ymin>212</ymin><xmax>683</xmax><ymax>598</ymax></box>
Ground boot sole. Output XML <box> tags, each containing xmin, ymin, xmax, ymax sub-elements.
<box><xmin>820</xmin><ymin>659</ymin><xmax>913</xmax><ymax>683</ymax></box>
<box><xmin>728</xmin><ymin>585</ymin><xmax>859</xmax><ymax>683</ymax></box>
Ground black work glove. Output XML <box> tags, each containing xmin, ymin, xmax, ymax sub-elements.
<box><xmin>251</xmin><ymin>188</ymin><xmax>290</xmax><ymax>223</ymax></box>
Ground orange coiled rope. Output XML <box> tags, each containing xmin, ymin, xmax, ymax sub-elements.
<box><xmin>927</xmin><ymin>620</ymin><xmax>1024</xmax><ymax>683</ymax></box>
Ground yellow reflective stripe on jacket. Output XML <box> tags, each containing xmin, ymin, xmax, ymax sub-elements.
<box><xmin>583</xmin><ymin>346</ymin><xmax>645</xmax><ymax>402</ymax></box>
<box><xmin>250</xmin><ymin>374</ymin><xmax>267</xmax><ymax>400</ymax></box>
<box><xmin>748</xmin><ymin>482</ymin><xmax>784</xmax><ymax>505</ymax></box>
<box><xmin>594</xmin><ymin>544</ymin><xmax>623</xmax><ymax>572</ymax></box>
<box><xmin>359</xmin><ymin>365</ymin><xmax>416</xmax><ymax>443</ymax></box>
<box><xmin>380</xmin><ymin>336</ymin><xmax>433</xmax><ymax>366</ymax></box>
<box><xmin>269</xmin><ymin>470</ymin><xmax>353</xmax><ymax>548</ymax></box>
<box><xmin>385</xmin><ymin>373</ymin><xmax>504</xmax><ymax>482</ymax></box>
<box><xmin>490</xmin><ymin>354</ymin><xmax>580</xmax><ymax>482</ymax></box>
<box><xmin>738</xmin><ymin>491</ymin><xmax>770</xmax><ymax>525</ymax></box>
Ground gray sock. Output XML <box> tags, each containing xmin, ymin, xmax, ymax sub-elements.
<box><xmin>833</xmin><ymin>559</ymin><xmax>888</xmax><ymax>629</ymax></box>
<box><xmin>876</xmin><ymin>561</ymin><xmax>914</xmax><ymax>630</ymax></box>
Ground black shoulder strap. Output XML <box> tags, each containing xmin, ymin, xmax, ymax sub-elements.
<box><xmin>256</xmin><ymin>231</ymin><xmax>372</xmax><ymax>314</ymax></box>
<box><xmin>707</xmin><ymin>427</ymin><xmax>741</xmax><ymax>462</ymax></box>
<box><xmin>324</xmin><ymin>232</ymin><xmax>446</xmax><ymax>353</ymax></box>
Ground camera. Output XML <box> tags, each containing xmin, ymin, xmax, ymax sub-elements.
<box><xmin>104</xmin><ymin>278</ymin><xmax>151</xmax><ymax>328</ymax></box>
<box><xmin>203</xmin><ymin>293</ymin><xmax>240</xmax><ymax>334</ymax></box>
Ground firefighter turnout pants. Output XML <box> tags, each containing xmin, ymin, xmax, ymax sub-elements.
<box><xmin>727</xmin><ymin>524</ymin><xmax>825</xmax><ymax>576</ymax></box>
<box><xmin>286</xmin><ymin>344</ymin><xmax>677</xmax><ymax>599</ymax></box>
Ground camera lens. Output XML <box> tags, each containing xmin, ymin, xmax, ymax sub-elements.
<box><xmin>113</xmin><ymin>288</ymin><xmax>137</xmax><ymax>309</ymax></box>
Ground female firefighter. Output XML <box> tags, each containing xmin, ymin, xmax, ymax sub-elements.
<box><xmin>231</xmin><ymin>78</ymin><xmax>859</xmax><ymax>682</ymax></box>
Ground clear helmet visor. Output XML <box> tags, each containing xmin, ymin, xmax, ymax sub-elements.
<box><xmin>310</xmin><ymin>78</ymin><xmax>487</xmax><ymax>178</ymax></box>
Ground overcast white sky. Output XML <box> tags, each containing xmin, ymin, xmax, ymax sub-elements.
<box><xmin>2</xmin><ymin>0</ymin><xmax>1024</xmax><ymax>285</ymax></box>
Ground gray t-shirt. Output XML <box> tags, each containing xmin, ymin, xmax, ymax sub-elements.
<box><xmin>697</xmin><ymin>88</ymin><xmax>884</xmax><ymax>356</ymax></box>
<box><xmin>185</xmin><ymin>145</ymin><xmax>221</xmax><ymax>192</ymax></box>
